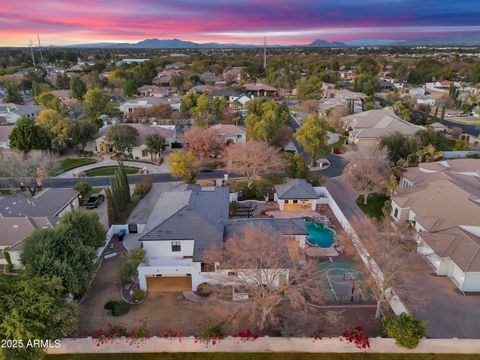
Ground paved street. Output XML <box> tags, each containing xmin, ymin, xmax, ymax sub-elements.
<box><xmin>324</xmin><ymin>176</ymin><xmax>365</xmax><ymax>220</ymax></box>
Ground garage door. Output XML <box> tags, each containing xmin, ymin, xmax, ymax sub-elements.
<box><xmin>146</xmin><ymin>276</ymin><xmax>192</xmax><ymax>292</ymax></box>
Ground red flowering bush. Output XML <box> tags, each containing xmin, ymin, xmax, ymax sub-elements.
<box><xmin>126</xmin><ymin>319</ymin><xmax>151</xmax><ymax>347</ymax></box>
<box><xmin>342</xmin><ymin>325</ymin><xmax>370</xmax><ymax>349</ymax></box>
<box><xmin>162</xmin><ymin>328</ymin><xmax>184</xmax><ymax>343</ymax></box>
<box><xmin>234</xmin><ymin>329</ymin><xmax>260</xmax><ymax>342</ymax></box>
<box><xmin>92</xmin><ymin>322</ymin><xmax>126</xmax><ymax>346</ymax></box>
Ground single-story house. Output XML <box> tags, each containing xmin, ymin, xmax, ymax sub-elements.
<box><xmin>120</xmin><ymin>97</ymin><xmax>181</xmax><ymax>114</ymax></box>
<box><xmin>274</xmin><ymin>179</ymin><xmax>323</xmax><ymax>211</ymax></box>
<box><xmin>342</xmin><ymin>107</ymin><xmax>424</xmax><ymax>149</ymax></box>
<box><xmin>244</xmin><ymin>83</ymin><xmax>278</xmax><ymax>97</ymax></box>
<box><xmin>416</xmin><ymin>95</ymin><xmax>436</xmax><ymax>107</ymax></box>
<box><xmin>137</xmin><ymin>185</ymin><xmax>308</xmax><ymax>292</ymax></box>
<box><xmin>138</xmin><ymin>85</ymin><xmax>173</xmax><ymax>98</ymax></box>
<box><xmin>222</xmin><ymin>67</ymin><xmax>246</xmax><ymax>82</ymax></box>
<box><xmin>117</xmin><ymin>58</ymin><xmax>150</xmax><ymax>66</ymax></box>
<box><xmin>0</xmin><ymin>125</ymin><xmax>14</xmax><ymax>149</ymax></box>
<box><xmin>0</xmin><ymin>217</ymin><xmax>54</xmax><ymax>270</ymax></box>
<box><xmin>200</xmin><ymin>72</ymin><xmax>217</xmax><ymax>83</ymax></box>
<box><xmin>210</xmin><ymin>124</ymin><xmax>246</xmax><ymax>144</ymax></box>
<box><xmin>208</xmin><ymin>88</ymin><xmax>241</xmax><ymax>103</ymax></box>
<box><xmin>86</xmin><ymin>123</ymin><xmax>176</xmax><ymax>159</ymax></box>
<box><xmin>0</xmin><ymin>188</ymin><xmax>80</xmax><ymax>218</ymax></box>
<box><xmin>0</xmin><ymin>103</ymin><xmax>41</xmax><ymax>124</ymax></box>
<box><xmin>391</xmin><ymin>159</ymin><xmax>480</xmax><ymax>292</ymax></box>
<box><xmin>429</xmin><ymin>122</ymin><xmax>450</xmax><ymax>133</ymax></box>
<box><xmin>50</xmin><ymin>89</ymin><xmax>74</xmax><ymax>103</ymax></box>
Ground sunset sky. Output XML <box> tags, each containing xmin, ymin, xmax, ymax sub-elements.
<box><xmin>1</xmin><ymin>0</ymin><xmax>479</xmax><ymax>46</ymax></box>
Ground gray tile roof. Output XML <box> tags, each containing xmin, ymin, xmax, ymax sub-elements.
<box><xmin>275</xmin><ymin>179</ymin><xmax>319</xmax><ymax>200</ymax></box>
<box><xmin>140</xmin><ymin>186</ymin><xmax>229</xmax><ymax>261</ymax></box>
<box><xmin>0</xmin><ymin>189</ymin><xmax>79</xmax><ymax>218</ymax></box>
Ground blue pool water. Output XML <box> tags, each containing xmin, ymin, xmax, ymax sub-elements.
<box><xmin>304</xmin><ymin>217</ymin><xmax>335</xmax><ymax>248</ymax></box>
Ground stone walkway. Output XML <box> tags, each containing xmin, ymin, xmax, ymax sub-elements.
<box><xmin>56</xmin><ymin>157</ymin><xmax>169</xmax><ymax>178</ymax></box>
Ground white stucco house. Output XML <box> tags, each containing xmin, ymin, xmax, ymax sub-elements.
<box><xmin>390</xmin><ymin>159</ymin><xmax>480</xmax><ymax>292</ymax></box>
<box><xmin>137</xmin><ymin>185</ymin><xmax>308</xmax><ymax>292</ymax></box>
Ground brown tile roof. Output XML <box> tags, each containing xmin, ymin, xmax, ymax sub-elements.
<box><xmin>0</xmin><ymin>217</ymin><xmax>53</xmax><ymax>249</ymax></box>
<box><xmin>210</xmin><ymin>124</ymin><xmax>245</xmax><ymax>138</ymax></box>
<box><xmin>421</xmin><ymin>227</ymin><xmax>480</xmax><ymax>272</ymax></box>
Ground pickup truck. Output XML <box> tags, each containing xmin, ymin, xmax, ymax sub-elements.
<box><xmin>85</xmin><ymin>193</ymin><xmax>105</xmax><ymax>209</ymax></box>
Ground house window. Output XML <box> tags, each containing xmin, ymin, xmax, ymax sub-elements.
<box><xmin>293</xmin><ymin>200</ymin><xmax>298</xmax><ymax>204</ymax></box>
<box><xmin>394</xmin><ymin>208</ymin><xmax>399</xmax><ymax>218</ymax></box>
<box><xmin>285</xmin><ymin>200</ymin><xmax>289</xmax><ymax>204</ymax></box>
<box><xmin>171</xmin><ymin>241</ymin><xmax>181</xmax><ymax>252</ymax></box>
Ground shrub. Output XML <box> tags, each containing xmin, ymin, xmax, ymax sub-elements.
<box><xmin>239</xmin><ymin>184</ymin><xmax>264</xmax><ymax>201</ymax></box>
<box><xmin>342</xmin><ymin>325</ymin><xmax>370</xmax><ymax>349</ymax></box>
<box><xmin>307</xmin><ymin>174</ymin><xmax>325</xmax><ymax>187</ymax></box>
<box><xmin>104</xmin><ymin>300</ymin><xmax>133</xmax><ymax>316</ymax></box>
<box><xmin>134</xmin><ymin>289</ymin><xmax>145</xmax><ymax>302</ymax></box>
<box><xmin>196</xmin><ymin>283</ymin><xmax>213</xmax><ymax>297</ymax></box>
<box><xmin>74</xmin><ymin>181</ymin><xmax>93</xmax><ymax>199</ymax></box>
<box><xmin>261</xmin><ymin>172</ymin><xmax>286</xmax><ymax>185</ymax></box>
<box><xmin>467</xmin><ymin>153</ymin><xmax>480</xmax><ymax>159</ymax></box>
<box><xmin>133</xmin><ymin>176</ymin><xmax>153</xmax><ymax>198</ymax></box>
<box><xmin>205</xmin><ymin>160</ymin><xmax>225</xmax><ymax>169</ymax></box>
<box><xmin>381</xmin><ymin>313</ymin><xmax>428</xmax><ymax>349</ymax></box>
<box><xmin>195</xmin><ymin>322</ymin><xmax>225</xmax><ymax>345</ymax></box>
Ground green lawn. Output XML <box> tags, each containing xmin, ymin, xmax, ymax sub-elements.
<box><xmin>46</xmin><ymin>353</ymin><xmax>479</xmax><ymax>360</ymax></box>
<box><xmin>357</xmin><ymin>193</ymin><xmax>390</xmax><ymax>219</ymax></box>
<box><xmin>60</xmin><ymin>158</ymin><xmax>97</xmax><ymax>172</ymax></box>
<box><xmin>85</xmin><ymin>166</ymin><xmax>139</xmax><ymax>177</ymax></box>
<box><xmin>0</xmin><ymin>188</ymin><xmax>15</xmax><ymax>195</ymax></box>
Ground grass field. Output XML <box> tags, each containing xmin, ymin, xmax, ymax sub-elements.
<box><xmin>46</xmin><ymin>353</ymin><xmax>480</xmax><ymax>360</ymax></box>
<box><xmin>59</xmin><ymin>158</ymin><xmax>97</xmax><ymax>172</ymax></box>
<box><xmin>356</xmin><ymin>193</ymin><xmax>389</xmax><ymax>219</ymax></box>
<box><xmin>85</xmin><ymin>166</ymin><xmax>139</xmax><ymax>177</ymax></box>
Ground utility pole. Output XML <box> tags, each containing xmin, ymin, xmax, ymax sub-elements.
<box><xmin>28</xmin><ymin>40</ymin><xmax>36</xmax><ymax>67</ymax></box>
<box><xmin>263</xmin><ymin>34</ymin><xmax>267</xmax><ymax>69</ymax></box>
<box><xmin>37</xmin><ymin>34</ymin><xmax>43</xmax><ymax>62</ymax></box>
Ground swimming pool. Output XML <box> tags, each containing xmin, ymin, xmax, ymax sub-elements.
<box><xmin>304</xmin><ymin>217</ymin><xmax>335</xmax><ymax>248</ymax></box>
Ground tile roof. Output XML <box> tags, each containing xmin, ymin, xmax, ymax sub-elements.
<box><xmin>343</xmin><ymin>107</ymin><xmax>423</xmax><ymax>139</ymax></box>
<box><xmin>421</xmin><ymin>227</ymin><xmax>480</xmax><ymax>272</ymax></box>
<box><xmin>139</xmin><ymin>186</ymin><xmax>230</xmax><ymax>261</ymax></box>
<box><xmin>275</xmin><ymin>179</ymin><xmax>319</xmax><ymax>200</ymax></box>
<box><xmin>210</xmin><ymin>124</ymin><xmax>245</xmax><ymax>138</ymax></box>
<box><xmin>0</xmin><ymin>189</ymin><xmax>79</xmax><ymax>218</ymax></box>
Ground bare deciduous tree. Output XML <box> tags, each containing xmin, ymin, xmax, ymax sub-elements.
<box><xmin>337</xmin><ymin>218</ymin><xmax>418</xmax><ymax>319</ymax></box>
<box><xmin>183</xmin><ymin>126</ymin><xmax>224</xmax><ymax>160</ymax></box>
<box><xmin>344</xmin><ymin>157</ymin><xmax>388</xmax><ymax>204</ymax></box>
<box><xmin>224</xmin><ymin>141</ymin><xmax>284</xmax><ymax>188</ymax></box>
<box><xmin>271</xmin><ymin>125</ymin><xmax>293</xmax><ymax>148</ymax></box>
<box><xmin>0</xmin><ymin>151</ymin><xmax>59</xmax><ymax>195</ymax></box>
<box><xmin>205</xmin><ymin>224</ymin><xmax>323</xmax><ymax>330</ymax></box>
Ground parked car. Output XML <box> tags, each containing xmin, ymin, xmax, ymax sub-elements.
<box><xmin>85</xmin><ymin>193</ymin><xmax>105</xmax><ymax>209</ymax></box>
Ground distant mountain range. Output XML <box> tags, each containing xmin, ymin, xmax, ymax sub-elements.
<box><xmin>45</xmin><ymin>33</ymin><xmax>480</xmax><ymax>49</ymax></box>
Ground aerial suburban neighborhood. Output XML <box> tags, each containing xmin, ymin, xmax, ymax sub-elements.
<box><xmin>0</xmin><ymin>1</ymin><xmax>480</xmax><ymax>360</ymax></box>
